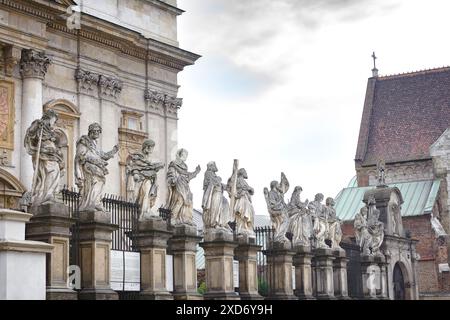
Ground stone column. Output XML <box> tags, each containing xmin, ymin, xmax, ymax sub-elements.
<box><xmin>77</xmin><ymin>210</ymin><xmax>118</xmax><ymax>300</ymax></box>
<box><xmin>265</xmin><ymin>242</ymin><xmax>297</xmax><ymax>300</ymax></box>
<box><xmin>0</xmin><ymin>209</ymin><xmax>54</xmax><ymax>300</ymax></box>
<box><xmin>200</xmin><ymin>230</ymin><xmax>240</xmax><ymax>300</ymax></box>
<box><xmin>169</xmin><ymin>224</ymin><xmax>202</xmax><ymax>300</ymax></box>
<box><xmin>130</xmin><ymin>217</ymin><xmax>173</xmax><ymax>300</ymax></box>
<box><xmin>375</xmin><ymin>255</ymin><xmax>389</xmax><ymax>300</ymax></box>
<box><xmin>361</xmin><ymin>255</ymin><xmax>378</xmax><ymax>300</ymax></box>
<box><xmin>234</xmin><ymin>236</ymin><xmax>263</xmax><ymax>300</ymax></box>
<box><xmin>332</xmin><ymin>249</ymin><xmax>350</xmax><ymax>300</ymax></box>
<box><xmin>293</xmin><ymin>245</ymin><xmax>315</xmax><ymax>300</ymax></box>
<box><xmin>25</xmin><ymin>203</ymin><xmax>77</xmax><ymax>300</ymax></box>
<box><xmin>19</xmin><ymin>49</ymin><xmax>51</xmax><ymax>190</ymax></box>
<box><xmin>313</xmin><ymin>248</ymin><xmax>336</xmax><ymax>300</ymax></box>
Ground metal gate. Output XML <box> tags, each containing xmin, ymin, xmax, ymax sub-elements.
<box><xmin>254</xmin><ymin>226</ymin><xmax>275</xmax><ymax>297</ymax></box>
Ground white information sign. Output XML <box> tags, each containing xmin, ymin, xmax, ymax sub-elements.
<box><xmin>292</xmin><ymin>266</ymin><xmax>296</xmax><ymax>290</ymax></box>
<box><xmin>111</xmin><ymin>250</ymin><xmax>124</xmax><ymax>291</ymax></box>
<box><xmin>166</xmin><ymin>255</ymin><xmax>174</xmax><ymax>292</ymax></box>
<box><xmin>233</xmin><ymin>260</ymin><xmax>239</xmax><ymax>288</ymax></box>
<box><xmin>110</xmin><ymin>250</ymin><xmax>141</xmax><ymax>292</ymax></box>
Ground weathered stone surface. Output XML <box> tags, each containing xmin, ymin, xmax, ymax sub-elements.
<box><xmin>293</xmin><ymin>245</ymin><xmax>315</xmax><ymax>300</ymax></box>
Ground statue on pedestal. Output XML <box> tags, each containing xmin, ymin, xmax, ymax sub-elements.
<box><xmin>75</xmin><ymin>123</ymin><xmax>119</xmax><ymax>212</ymax></box>
<box><xmin>309</xmin><ymin>193</ymin><xmax>328</xmax><ymax>249</ymax></box>
<box><xmin>24</xmin><ymin>109</ymin><xmax>64</xmax><ymax>207</ymax></box>
<box><xmin>126</xmin><ymin>139</ymin><xmax>164</xmax><ymax>221</ymax></box>
<box><xmin>354</xmin><ymin>196</ymin><xmax>384</xmax><ymax>256</ymax></box>
<box><xmin>166</xmin><ymin>148</ymin><xmax>200</xmax><ymax>226</ymax></box>
<box><xmin>264</xmin><ymin>172</ymin><xmax>290</xmax><ymax>243</ymax></box>
<box><xmin>325</xmin><ymin>197</ymin><xmax>343</xmax><ymax>250</ymax></box>
<box><xmin>202</xmin><ymin>161</ymin><xmax>231</xmax><ymax>232</ymax></box>
<box><xmin>231</xmin><ymin>168</ymin><xmax>255</xmax><ymax>237</ymax></box>
<box><xmin>287</xmin><ymin>186</ymin><xmax>312</xmax><ymax>247</ymax></box>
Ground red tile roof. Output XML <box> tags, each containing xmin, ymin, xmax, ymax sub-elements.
<box><xmin>355</xmin><ymin>66</ymin><xmax>450</xmax><ymax>166</ymax></box>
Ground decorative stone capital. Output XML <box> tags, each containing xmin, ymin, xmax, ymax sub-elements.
<box><xmin>20</xmin><ymin>49</ymin><xmax>51</xmax><ymax>79</ymax></box>
<box><xmin>75</xmin><ymin>68</ymin><xmax>100</xmax><ymax>91</ymax></box>
<box><xmin>144</xmin><ymin>89</ymin><xmax>182</xmax><ymax>117</ymax></box>
<box><xmin>165</xmin><ymin>96</ymin><xmax>183</xmax><ymax>116</ymax></box>
<box><xmin>99</xmin><ymin>75</ymin><xmax>123</xmax><ymax>98</ymax></box>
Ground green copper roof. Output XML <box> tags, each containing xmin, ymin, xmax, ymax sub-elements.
<box><xmin>335</xmin><ymin>179</ymin><xmax>441</xmax><ymax>221</ymax></box>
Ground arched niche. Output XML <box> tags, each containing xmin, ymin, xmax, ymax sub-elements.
<box><xmin>43</xmin><ymin>99</ymin><xmax>80</xmax><ymax>188</ymax></box>
<box><xmin>0</xmin><ymin>168</ymin><xmax>25</xmax><ymax>209</ymax></box>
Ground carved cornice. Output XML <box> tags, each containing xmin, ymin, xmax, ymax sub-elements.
<box><xmin>0</xmin><ymin>0</ymin><xmax>55</xmax><ymax>21</ymax></box>
<box><xmin>144</xmin><ymin>89</ymin><xmax>182</xmax><ymax>117</ymax></box>
<box><xmin>19</xmin><ymin>49</ymin><xmax>52</xmax><ymax>79</ymax></box>
<box><xmin>75</xmin><ymin>68</ymin><xmax>122</xmax><ymax>99</ymax></box>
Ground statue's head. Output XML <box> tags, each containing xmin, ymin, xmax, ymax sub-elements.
<box><xmin>176</xmin><ymin>148</ymin><xmax>188</xmax><ymax>162</ymax></box>
<box><xmin>367</xmin><ymin>195</ymin><xmax>376</xmax><ymax>206</ymax></box>
<box><xmin>142</xmin><ymin>139</ymin><xmax>155</xmax><ymax>155</ymax></box>
<box><xmin>270</xmin><ymin>180</ymin><xmax>279</xmax><ymax>190</ymax></box>
<box><xmin>88</xmin><ymin>123</ymin><xmax>102</xmax><ymax>140</ymax></box>
<box><xmin>326</xmin><ymin>197</ymin><xmax>335</xmax><ymax>207</ymax></box>
<box><xmin>238</xmin><ymin>168</ymin><xmax>248</xmax><ymax>179</ymax></box>
<box><xmin>294</xmin><ymin>186</ymin><xmax>303</xmax><ymax>194</ymax></box>
<box><xmin>207</xmin><ymin>161</ymin><xmax>217</xmax><ymax>172</ymax></box>
<box><xmin>42</xmin><ymin>109</ymin><xmax>58</xmax><ymax>126</ymax></box>
<box><xmin>314</xmin><ymin>193</ymin><xmax>324</xmax><ymax>202</ymax></box>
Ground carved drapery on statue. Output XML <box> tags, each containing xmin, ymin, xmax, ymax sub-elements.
<box><xmin>324</xmin><ymin>197</ymin><xmax>343</xmax><ymax>250</ymax></box>
<box><xmin>264</xmin><ymin>172</ymin><xmax>290</xmax><ymax>243</ymax></box>
<box><xmin>354</xmin><ymin>196</ymin><xmax>384</xmax><ymax>257</ymax></box>
<box><xmin>24</xmin><ymin>109</ymin><xmax>64</xmax><ymax>207</ymax></box>
<box><xmin>202</xmin><ymin>161</ymin><xmax>231</xmax><ymax>232</ymax></box>
<box><xmin>165</xmin><ymin>148</ymin><xmax>200</xmax><ymax>226</ymax></box>
<box><xmin>126</xmin><ymin>139</ymin><xmax>164</xmax><ymax>221</ymax></box>
<box><xmin>287</xmin><ymin>186</ymin><xmax>312</xmax><ymax>247</ymax></box>
<box><xmin>231</xmin><ymin>168</ymin><xmax>255</xmax><ymax>237</ymax></box>
<box><xmin>75</xmin><ymin>123</ymin><xmax>118</xmax><ymax>212</ymax></box>
<box><xmin>308</xmin><ymin>193</ymin><xmax>328</xmax><ymax>249</ymax></box>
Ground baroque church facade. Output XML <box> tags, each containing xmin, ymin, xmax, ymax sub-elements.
<box><xmin>0</xmin><ymin>0</ymin><xmax>199</xmax><ymax>209</ymax></box>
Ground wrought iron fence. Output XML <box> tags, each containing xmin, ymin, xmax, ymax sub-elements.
<box><xmin>341</xmin><ymin>241</ymin><xmax>363</xmax><ymax>299</ymax></box>
<box><xmin>254</xmin><ymin>226</ymin><xmax>275</xmax><ymax>297</ymax></box>
<box><xmin>61</xmin><ymin>187</ymin><xmax>81</xmax><ymax>267</ymax></box>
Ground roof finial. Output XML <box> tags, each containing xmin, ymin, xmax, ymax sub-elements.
<box><xmin>372</xmin><ymin>51</ymin><xmax>379</xmax><ymax>77</ymax></box>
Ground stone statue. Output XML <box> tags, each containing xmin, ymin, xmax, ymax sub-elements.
<box><xmin>354</xmin><ymin>196</ymin><xmax>384</xmax><ymax>256</ymax></box>
<box><xmin>166</xmin><ymin>148</ymin><xmax>200</xmax><ymax>226</ymax></box>
<box><xmin>325</xmin><ymin>197</ymin><xmax>343</xmax><ymax>250</ymax></box>
<box><xmin>287</xmin><ymin>186</ymin><xmax>312</xmax><ymax>247</ymax></box>
<box><xmin>377</xmin><ymin>159</ymin><xmax>386</xmax><ymax>187</ymax></box>
<box><xmin>24</xmin><ymin>109</ymin><xmax>64</xmax><ymax>207</ymax></box>
<box><xmin>126</xmin><ymin>139</ymin><xmax>165</xmax><ymax>221</ymax></box>
<box><xmin>264</xmin><ymin>172</ymin><xmax>290</xmax><ymax>243</ymax></box>
<box><xmin>75</xmin><ymin>123</ymin><xmax>119</xmax><ymax>212</ymax></box>
<box><xmin>309</xmin><ymin>193</ymin><xmax>328</xmax><ymax>249</ymax></box>
<box><xmin>202</xmin><ymin>161</ymin><xmax>231</xmax><ymax>232</ymax></box>
<box><xmin>231</xmin><ymin>168</ymin><xmax>255</xmax><ymax>237</ymax></box>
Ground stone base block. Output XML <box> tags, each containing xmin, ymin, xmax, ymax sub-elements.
<box><xmin>173</xmin><ymin>293</ymin><xmax>204</xmax><ymax>300</ymax></box>
<box><xmin>140</xmin><ymin>291</ymin><xmax>174</xmax><ymax>300</ymax></box>
<box><xmin>78</xmin><ymin>289</ymin><xmax>118</xmax><ymax>300</ymax></box>
<box><xmin>30</xmin><ymin>202</ymin><xmax>68</xmax><ymax>217</ymax></box>
<box><xmin>46</xmin><ymin>288</ymin><xmax>78</xmax><ymax>300</ymax></box>
<box><xmin>203</xmin><ymin>292</ymin><xmax>240</xmax><ymax>300</ymax></box>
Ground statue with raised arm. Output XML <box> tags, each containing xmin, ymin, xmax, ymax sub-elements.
<box><xmin>166</xmin><ymin>148</ymin><xmax>200</xmax><ymax>226</ymax></box>
<box><xmin>264</xmin><ymin>172</ymin><xmax>290</xmax><ymax>243</ymax></box>
<box><xmin>354</xmin><ymin>196</ymin><xmax>384</xmax><ymax>256</ymax></box>
<box><xmin>202</xmin><ymin>161</ymin><xmax>231</xmax><ymax>232</ymax></box>
<box><xmin>231</xmin><ymin>168</ymin><xmax>255</xmax><ymax>237</ymax></box>
<box><xmin>325</xmin><ymin>197</ymin><xmax>343</xmax><ymax>250</ymax></box>
<box><xmin>24</xmin><ymin>109</ymin><xmax>65</xmax><ymax>207</ymax></box>
<box><xmin>126</xmin><ymin>139</ymin><xmax>164</xmax><ymax>221</ymax></box>
<box><xmin>75</xmin><ymin>123</ymin><xmax>119</xmax><ymax>212</ymax></box>
<box><xmin>287</xmin><ymin>186</ymin><xmax>312</xmax><ymax>247</ymax></box>
<box><xmin>308</xmin><ymin>193</ymin><xmax>328</xmax><ymax>249</ymax></box>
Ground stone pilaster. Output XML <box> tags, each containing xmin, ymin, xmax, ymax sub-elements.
<box><xmin>293</xmin><ymin>245</ymin><xmax>315</xmax><ymax>300</ymax></box>
<box><xmin>375</xmin><ymin>255</ymin><xmax>389</xmax><ymax>300</ymax></box>
<box><xmin>77</xmin><ymin>210</ymin><xmax>118</xmax><ymax>300</ymax></box>
<box><xmin>130</xmin><ymin>217</ymin><xmax>173</xmax><ymax>300</ymax></box>
<box><xmin>25</xmin><ymin>203</ymin><xmax>77</xmax><ymax>300</ymax></box>
<box><xmin>234</xmin><ymin>236</ymin><xmax>263</xmax><ymax>300</ymax></box>
<box><xmin>19</xmin><ymin>49</ymin><xmax>51</xmax><ymax>190</ymax></box>
<box><xmin>313</xmin><ymin>248</ymin><xmax>336</xmax><ymax>300</ymax></box>
<box><xmin>361</xmin><ymin>255</ymin><xmax>378</xmax><ymax>300</ymax></box>
<box><xmin>332</xmin><ymin>249</ymin><xmax>350</xmax><ymax>300</ymax></box>
<box><xmin>200</xmin><ymin>230</ymin><xmax>240</xmax><ymax>300</ymax></box>
<box><xmin>265</xmin><ymin>242</ymin><xmax>297</xmax><ymax>300</ymax></box>
<box><xmin>168</xmin><ymin>224</ymin><xmax>202</xmax><ymax>300</ymax></box>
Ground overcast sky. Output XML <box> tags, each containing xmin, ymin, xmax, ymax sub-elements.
<box><xmin>176</xmin><ymin>0</ymin><xmax>450</xmax><ymax>216</ymax></box>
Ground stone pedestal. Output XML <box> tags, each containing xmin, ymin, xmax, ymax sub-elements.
<box><xmin>265</xmin><ymin>242</ymin><xmax>297</xmax><ymax>300</ymax></box>
<box><xmin>361</xmin><ymin>255</ymin><xmax>378</xmax><ymax>300</ymax></box>
<box><xmin>77</xmin><ymin>210</ymin><xmax>119</xmax><ymax>300</ymax></box>
<box><xmin>169</xmin><ymin>224</ymin><xmax>203</xmax><ymax>300</ymax></box>
<box><xmin>130</xmin><ymin>217</ymin><xmax>173</xmax><ymax>300</ymax></box>
<box><xmin>375</xmin><ymin>255</ymin><xmax>389</xmax><ymax>300</ymax></box>
<box><xmin>200</xmin><ymin>230</ymin><xmax>240</xmax><ymax>300</ymax></box>
<box><xmin>234</xmin><ymin>235</ymin><xmax>263</xmax><ymax>300</ymax></box>
<box><xmin>0</xmin><ymin>209</ymin><xmax>54</xmax><ymax>300</ymax></box>
<box><xmin>293</xmin><ymin>245</ymin><xmax>315</xmax><ymax>300</ymax></box>
<box><xmin>312</xmin><ymin>248</ymin><xmax>336</xmax><ymax>300</ymax></box>
<box><xmin>332</xmin><ymin>249</ymin><xmax>350</xmax><ymax>300</ymax></box>
<box><xmin>25</xmin><ymin>203</ymin><xmax>77</xmax><ymax>300</ymax></box>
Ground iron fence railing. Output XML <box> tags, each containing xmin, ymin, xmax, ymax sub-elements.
<box><xmin>254</xmin><ymin>226</ymin><xmax>275</xmax><ymax>297</ymax></box>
